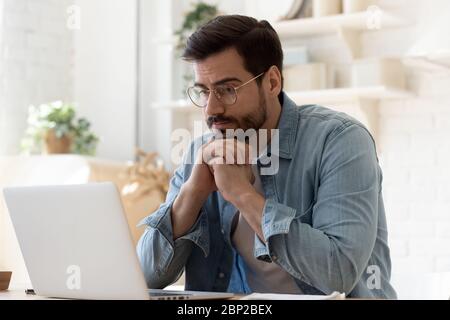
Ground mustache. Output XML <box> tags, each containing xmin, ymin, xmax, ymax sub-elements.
<box><xmin>206</xmin><ymin>115</ymin><xmax>235</xmax><ymax>128</ymax></box>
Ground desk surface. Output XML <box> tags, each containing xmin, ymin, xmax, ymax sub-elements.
<box><xmin>0</xmin><ymin>289</ymin><xmax>57</xmax><ymax>300</ymax></box>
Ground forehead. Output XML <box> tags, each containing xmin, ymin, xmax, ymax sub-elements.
<box><xmin>193</xmin><ymin>48</ymin><xmax>250</xmax><ymax>84</ymax></box>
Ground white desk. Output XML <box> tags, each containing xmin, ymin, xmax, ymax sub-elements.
<box><xmin>0</xmin><ymin>289</ymin><xmax>58</xmax><ymax>300</ymax></box>
<box><xmin>0</xmin><ymin>285</ymin><xmax>236</xmax><ymax>300</ymax></box>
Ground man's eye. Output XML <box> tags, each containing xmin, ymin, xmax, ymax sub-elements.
<box><xmin>217</xmin><ymin>86</ymin><xmax>234</xmax><ymax>95</ymax></box>
<box><xmin>224</xmin><ymin>87</ymin><xmax>235</xmax><ymax>94</ymax></box>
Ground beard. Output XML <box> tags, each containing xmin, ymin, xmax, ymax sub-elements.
<box><xmin>206</xmin><ymin>91</ymin><xmax>268</xmax><ymax>134</ymax></box>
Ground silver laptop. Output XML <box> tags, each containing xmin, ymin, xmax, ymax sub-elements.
<box><xmin>2</xmin><ymin>182</ymin><xmax>234</xmax><ymax>300</ymax></box>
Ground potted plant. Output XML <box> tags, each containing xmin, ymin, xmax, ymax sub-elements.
<box><xmin>175</xmin><ymin>2</ymin><xmax>218</xmax><ymax>51</ymax></box>
<box><xmin>174</xmin><ymin>2</ymin><xmax>219</xmax><ymax>93</ymax></box>
<box><xmin>21</xmin><ymin>101</ymin><xmax>99</xmax><ymax>156</ymax></box>
<box><xmin>0</xmin><ymin>271</ymin><xmax>12</xmax><ymax>291</ymax></box>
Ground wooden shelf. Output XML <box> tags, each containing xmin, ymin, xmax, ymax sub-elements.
<box><xmin>288</xmin><ymin>86</ymin><xmax>413</xmax><ymax>105</ymax></box>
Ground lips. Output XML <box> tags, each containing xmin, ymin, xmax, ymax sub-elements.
<box><xmin>212</xmin><ymin>121</ymin><xmax>232</xmax><ymax>129</ymax></box>
<box><xmin>207</xmin><ymin>115</ymin><xmax>236</xmax><ymax>129</ymax></box>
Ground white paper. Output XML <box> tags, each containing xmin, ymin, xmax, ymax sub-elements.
<box><xmin>240</xmin><ymin>291</ymin><xmax>345</xmax><ymax>300</ymax></box>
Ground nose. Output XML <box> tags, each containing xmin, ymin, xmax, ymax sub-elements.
<box><xmin>204</xmin><ymin>91</ymin><xmax>225</xmax><ymax>117</ymax></box>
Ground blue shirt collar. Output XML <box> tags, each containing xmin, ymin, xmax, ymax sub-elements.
<box><xmin>274</xmin><ymin>92</ymin><xmax>299</xmax><ymax>160</ymax></box>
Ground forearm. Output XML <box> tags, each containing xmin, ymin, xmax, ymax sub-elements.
<box><xmin>137</xmin><ymin>224</ymin><xmax>193</xmax><ymax>288</ymax></box>
<box><xmin>231</xmin><ymin>189</ymin><xmax>266</xmax><ymax>242</ymax></box>
<box><xmin>171</xmin><ymin>182</ymin><xmax>209</xmax><ymax>240</ymax></box>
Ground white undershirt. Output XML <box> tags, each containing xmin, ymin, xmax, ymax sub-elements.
<box><xmin>231</xmin><ymin>165</ymin><xmax>301</xmax><ymax>294</ymax></box>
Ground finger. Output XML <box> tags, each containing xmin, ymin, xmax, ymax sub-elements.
<box><xmin>203</xmin><ymin>139</ymin><xmax>231</xmax><ymax>164</ymax></box>
<box><xmin>232</xmin><ymin>139</ymin><xmax>255</xmax><ymax>165</ymax></box>
<box><xmin>206</xmin><ymin>156</ymin><xmax>225</xmax><ymax>173</ymax></box>
<box><xmin>204</xmin><ymin>139</ymin><xmax>253</xmax><ymax>165</ymax></box>
<box><xmin>202</xmin><ymin>138</ymin><xmax>220</xmax><ymax>164</ymax></box>
<box><xmin>217</xmin><ymin>139</ymin><xmax>246</xmax><ymax>164</ymax></box>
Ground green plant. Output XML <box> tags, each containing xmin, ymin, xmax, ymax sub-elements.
<box><xmin>174</xmin><ymin>2</ymin><xmax>218</xmax><ymax>94</ymax></box>
<box><xmin>174</xmin><ymin>2</ymin><xmax>219</xmax><ymax>52</ymax></box>
<box><xmin>21</xmin><ymin>101</ymin><xmax>99</xmax><ymax>156</ymax></box>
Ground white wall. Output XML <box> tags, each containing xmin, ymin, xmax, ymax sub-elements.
<box><xmin>73</xmin><ymin>0</ymin><xmax>137</xmax><ymax>161</ymax></box>
<box><xmin>0</xmin><ymin>0</ymin><xmax>73</xmax><ymax>155</ymax></box>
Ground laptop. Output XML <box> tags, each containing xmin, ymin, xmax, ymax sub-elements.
<box><xmin>2</xmin><ymin>182</ymin><xmax>234</xmax><ymax>300</ymax></box>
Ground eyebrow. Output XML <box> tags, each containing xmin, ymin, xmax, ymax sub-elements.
<box><xmin>194</xmin><ymin>77</ymin><xmax>242</xmax><ymax>88</ymax></box>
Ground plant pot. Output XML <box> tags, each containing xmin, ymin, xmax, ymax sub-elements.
<box><xmin>0</xmin><ymin>271</ymin><xmax>12</xmax><ymax>291</ymax></box>
<box><xmin>44</xmin><ymin>129</ymin><xmax>72</xmax><ymax>154</ymax></box>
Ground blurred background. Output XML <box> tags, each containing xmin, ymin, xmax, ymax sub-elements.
<box><xmin>1</xmin><ymin>0</ymin><xmax>450</xmax><ymax>299</ymax></box>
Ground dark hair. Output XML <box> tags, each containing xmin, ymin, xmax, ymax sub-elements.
<box><xmin>182</xmin><ymin>15</ymin><xmax>283</xmax><ymax>88</ymax></box>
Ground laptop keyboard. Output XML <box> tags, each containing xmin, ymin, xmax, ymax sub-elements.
<box><xmin>148</xmin><ymin>290</ymin><xmax>193</xmax><ymax>300</ymax></box>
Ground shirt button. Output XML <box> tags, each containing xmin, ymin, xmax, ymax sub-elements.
<box><xmin>221</xmin><ymin>229</ymin><xmax>225</xmax><ymax>234</ymax></box>
<box><xmin>218</xmin><ymin>272</ymin><xmax>225</xmax><ymax>279</ymax></box>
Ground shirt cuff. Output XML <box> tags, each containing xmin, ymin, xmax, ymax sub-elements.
<box><xmin>175</xmin><ymin>208</ymin><xmax>210</xmax><ymax>258</ymax></box>
<box><xmin>254</xmin><ymin>198</ymin><xmax>297</xmax><ymax>261</ymax></box>
<box><xmin>137</xmin><ymin>199</ymin><xmax>210</xmax><ymax>259</ymax></box>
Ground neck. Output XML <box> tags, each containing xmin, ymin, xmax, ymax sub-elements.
<box><xmin>261</xmin><ymin>95</ymin><xmax>282</xmax><ymax>129</ymax></box>
<box><xmin>257</xmin><ymin>96</ymin><xmax>282</xmax><ymax>154</ymax></box>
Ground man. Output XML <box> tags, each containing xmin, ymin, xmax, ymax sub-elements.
<box><xmin>137</xmin><ymin>15</ymin><xmax>396</xmax><ymax>298</ymax></box>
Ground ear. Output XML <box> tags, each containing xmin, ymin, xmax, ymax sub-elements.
<box><xmin>265</xmin><ymin>65</ymin><xmax>282</xmax><ymax>98</ymax></box>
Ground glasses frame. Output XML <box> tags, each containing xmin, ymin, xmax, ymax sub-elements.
<box><xmin>187</xmin><ymin>72</ymin><xmax>265</xmax><ymax>108</ymax></box>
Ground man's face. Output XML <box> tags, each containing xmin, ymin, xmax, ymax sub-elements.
<box><xmin>193</xmin><ymin>48</ymin><xmax>268</xmax><ymax>134</ymax></box>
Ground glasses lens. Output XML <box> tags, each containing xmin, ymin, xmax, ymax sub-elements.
<box><xmin>215</xmin><ymin>85</ymin><xmax>236</xmax><ymax>105</ymax></box>
<box><xmin>188</xmin><ymin>86</ymin><xmax>209</xmax><ymax>108</ymax></box>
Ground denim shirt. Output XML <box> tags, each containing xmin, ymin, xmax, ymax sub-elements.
<box><xmin>137</xmin><ymin>92</ymin><xmax>397</xmax><ymax>299</ymax></box>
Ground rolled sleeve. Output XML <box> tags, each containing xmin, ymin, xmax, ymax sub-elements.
<box><xmin>254</xmin><ymin>198</ymin><xmax>297</xmax><ymax>262</ymax></box>
<box><xmin>138</xmin><ymin>200</ymin><xmax>210</xmax><ymax>258</ymax></box>
<box><xmin>261</xmin><ymin>199</ymin><xmax>297</xmax><ymax>240</ymax></box>
<box><xmin>136</xmin><ymin>136</ymin><xmax>211</xmax><ymax>288</ymax></box>
<box><xmin>137</xmin><ymin>199</ymin><xmax>210</xmax><ymax>280</ymax></box>
<box><xmin>174</xmin><ymin>207</ymin><xmax>210</xmax><ymax>258</ymax></box>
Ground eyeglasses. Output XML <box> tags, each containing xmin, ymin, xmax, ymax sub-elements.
<box><xmin>187</xmin><ymin>72</ymin><xmax>265</xmax><ymax>108</ymax></box>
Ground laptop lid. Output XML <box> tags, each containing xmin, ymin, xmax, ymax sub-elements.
<box><xmin>3</xmin><ymin>182</ymin><xmax>149</xmax><ymax>300</ymax></box>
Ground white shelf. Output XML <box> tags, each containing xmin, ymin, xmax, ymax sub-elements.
<box><xmin>274</xmin><ymin>11</ymin><xmax>410</xmax><ymax>58</ymax></box>
<box><xmin>288</xmin><ymin>86</ymin><xmax>413</xmax><ymax>105</ymax></box>
<box><xmin>274</xmin><ymin>12</ymin><xmax>408</xmax><ymax>38</ymax></box>
<box><xmin>404</xmin><ymin>52</ymin><xmax>450</xmax><ymax>73</ymax></box>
